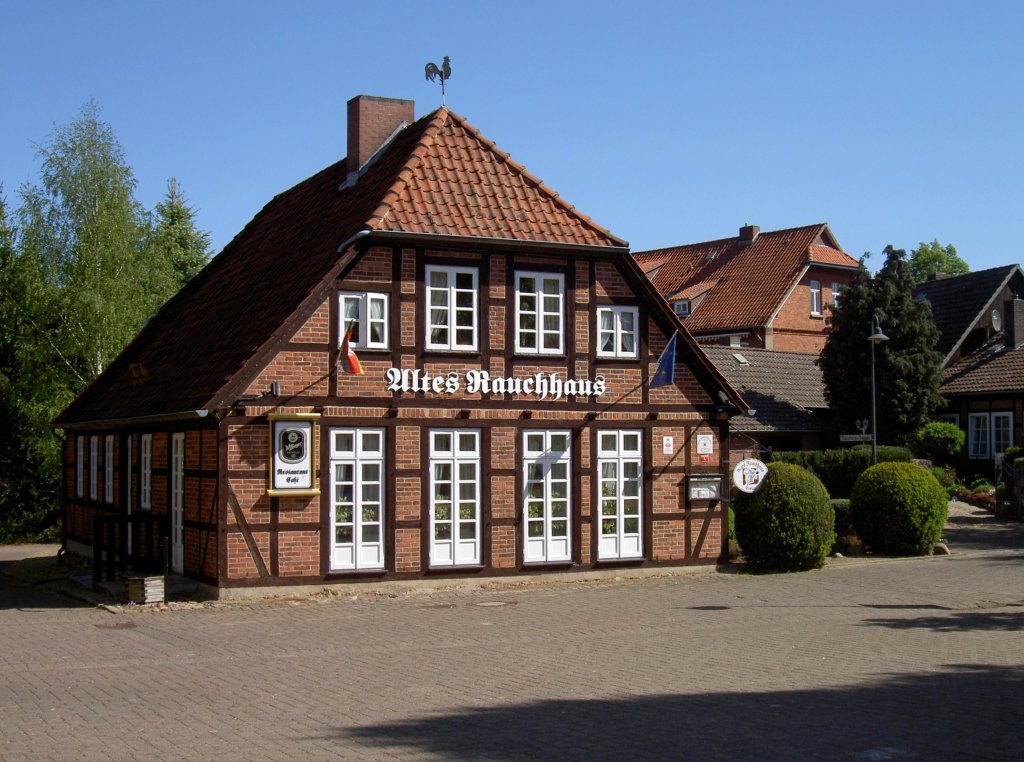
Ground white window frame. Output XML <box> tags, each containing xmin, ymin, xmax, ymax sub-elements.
<box><xmin>140</xmin><ymin>434</ymin><xmax>152</xmax><ymax>510</ymax></box>
<box><xmin>969</xmin><ymin>412</ymin><xmax>1014</xmax><ymax>460</ymax></box>
<box><xmin>171</xmin><ymin>433</ymin><xmax>185</xmax><ymax>574</ymax></box>
<box><xmin>89</xmin><ymin>436</ymin><xmax>98</xmax><ymax>501</ymax></box>
<box><xmin>810</xmin><ymin>280</ymin><xmax>822</xmax><ymax>315</ymax></box>
<box><xmin>993</xmin><ymin>412</ymin><xmax>1013</xmax><ymax>457</ymax></box>
<box><xmin>104</xmin><ymin>434</ymin><xmax>115</xmax><ymax>504</ymax></box>
<box><xmin>329</xmin><ymin>428</ymin><xmax>386</xmax><ymax>571</ymax></box>
<box><xmin>522</xmin><ymin>430</ymin><xmax>572</xmax><ymax>563</ymax></box>
<box><xmin>424</xmin><ymin>265</ymin><xmax>478</xmax><ymax>351</ymax></box>
<box><xmin>596</xmin><ymin>306</ymin><xmax>639</xmax><ymax>359</ymax></box>
<box><xmin>515</xmin><ymin>271</ymin><xmax>565</xmax><ymax>355</ymax></box>
<box><xmin>831</xmin><ymin>282</ymin><xmax>841</xmax><ymax>308</ymax></box>
<box><xmin>76</xmin><ymin>436</ymin><xmax>85</xmax><ymax>497</ymax></box>
<box><xmin>338</xmin><ymin>291</ymin><xmax>390</xmax><ymax>350</ymax></box>
<box><xmin>597</xmin><ymin>430</ymin><xmax>644</xmax><ymax>560</ymax></box>
<box><xmin>673</xmin><ymin>299</ymin><xmax>691</xmax><ymax>318</ymax></box>
<box><xmin>429</xmin><ymin>430</ymin><xmax>481</xmax><ymax>567</ymax></box>
<box><xmin>969</xmin><ymin>413</ymin><xmax>991</xmax><ymax>459</ymax></box>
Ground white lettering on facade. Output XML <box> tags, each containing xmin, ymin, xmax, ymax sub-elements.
<box><xmin>386</xmin><ymin>368</ymin><xmax>605</xmax><ymax>400</ymax></box>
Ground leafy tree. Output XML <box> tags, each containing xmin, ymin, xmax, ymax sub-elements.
<box><xmin>148</xmin><ymin>177</ymin><xmax>211</xmax><ymax>285</ymax></box>
<box><xmin>17</xmin><ymin>101</ymin><xmax>178</xmax><ymax>379</ymax></box>
<box><xmin>0</xmin><ymin>102</ymin><xmax>212</xmax><ymax>540</ymax></box>
<box><xmin>908</xmin><ymin>239</ymin><xmax>969</xmax><ymax>284</ymax></box>
<box><xmin>819</xmin><ymin>246</ymin><xmax>944</xmax><ymax>446</ymax></box>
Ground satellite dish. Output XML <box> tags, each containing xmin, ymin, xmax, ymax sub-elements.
<box><xmin>991</xmin><ymin>309</ymin><xmax>1002</xmax><ymax>331</ymax></box>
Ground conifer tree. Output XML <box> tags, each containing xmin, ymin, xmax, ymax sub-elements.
<box><xmin>819</xmin><ymin>246</ymin><xmax>943</xmax><ymax>445</ymax></box>
<box><xmin>148</xmin><ymin>177</ymin><xmax>211</xmax><ymax>286</ymax></box>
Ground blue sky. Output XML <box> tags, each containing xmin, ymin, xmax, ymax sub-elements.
<box><xmin>3</xmin><ymin>1</ymin><xmax>1022</xmax><ymax>270</ymax></box>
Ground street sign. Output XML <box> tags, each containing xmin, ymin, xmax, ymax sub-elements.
<box><xmin>839</xmin><ymin>434</ymin><xmax>873</xmax><ymax>442</ymax></box>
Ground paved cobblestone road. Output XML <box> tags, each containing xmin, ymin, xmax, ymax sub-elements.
<box><xmin>1</xmin><ymin>503</ymin><xmax>1022</xmax><ymax>761</ymax></box>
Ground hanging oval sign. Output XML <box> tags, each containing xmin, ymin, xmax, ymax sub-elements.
<box><xmin>733</xmin><ymin>458</ymin><xmax>768</xmax><ymax>493</ymax></box>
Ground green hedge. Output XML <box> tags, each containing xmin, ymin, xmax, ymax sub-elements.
<box><xmin>732</xmin><ymin>462</ymin><xmax>835</xmax><ymax>571</ymax></box>
<box><xmin>850</xmin><ymin>462</ymin><xmax>948</xmax><ymax>555</ymax></box>
<box><xmin>770</xmin><ymin>446</ymin><xmax>913</xmax><ymax>498</ymax></box>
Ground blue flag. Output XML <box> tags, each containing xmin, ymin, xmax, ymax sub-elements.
<box><xmin>650</xmin><ymin>332</ymin><xmax>678</xmax><ymax>389</ymax></box>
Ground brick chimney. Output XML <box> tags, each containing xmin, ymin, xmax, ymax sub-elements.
<box><xmin>1005</xmin><ymin>299</ymin><xmax>1024</xmax><ymax>348</ymax></box>
<box><xmin>738</xmin><ymin>224</ymin><xmax>760</xmax><ymax>245</ymax></box>
<box><xmin>347</xmin><ymin>95</ymin><xmax>414</xmax><ymax>184</ymax></box>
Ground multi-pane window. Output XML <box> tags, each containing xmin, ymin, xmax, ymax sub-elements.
<box><xmin>523</xmin><ymin>430</ymin><xmax>571</xmax><ymax>563</ymax></box>
<box><xmin>673</xmin><ymin>299</ymin><xmax>691</xmax><ymax>318</ymax></box>
<box><xmin>76</xmin><ymin>436</ymin><xmax>85</xmax><ymax>497</ymax></box>
<box><xmin>171</xmin><ymin>433</ymin><xmax>185</xmax><ymax>573</ymax></box>
<box><xmin>104</xmin><ymin>434</ymin><xmax>115</xmax><ymax>503</ymax></box>
<box><xmin>831</xmin><ymin>282</ymin><xmax>842</xmax><ymax>308</ymax></box>
<box><xmin>810</xmin><ymin>280</ymin><xmax>822</xmax><ymax>315</ymax></box>
<box><xmin>429</xmin><ymin>430</ymin><xmax>481</xmax><ymax>567</ymax></box>
<box><xmin>968</xmin><ymin>412</ymin><xmax>1014</xmax><ymax>459</ymax></box>
<box><xmin>89</xmin><ymin>436</ymin><xmax>98</xmax><ymax>501</ymax></box>
<box><xmin>968</xmin><ymin>413</ymin><xmax>990</xmax><ymax>459</ymax></box>
<box><xmin>993</xmin><ymin>412</ymin><xmax>1013</xmax><ymax>457</ymax></box>
<box><xmin>597</xmin><ymin>306</ymin><xmax>639</xmax><ymax>359</ymax></box>
<box><xmin>516</xmin><ymin>272</ymin><xmax>564</xmax><ymax>355</ymax></box>
<box><xmin>330</xmin><ymin>428</ymin><xmax>385</xmax><ymax>571</ymax></box>
<box><xmin>140</xmin><ymin>434</ymin><xmax>152</xmax><ymax>509</ymax></box>
<box><xmin>425</xmin><ymin>265</ymin><xmax>478</xmax><ymax>351</ymax></box>
<box><xmin>338</xmin><ymin>291</ymin><xmax>389</xmax><ymax>349</ymax></box>
<box><xmin>597</xmin><ymin>431</ymin><xmax>643</xmax><ymax>560</ymax></box>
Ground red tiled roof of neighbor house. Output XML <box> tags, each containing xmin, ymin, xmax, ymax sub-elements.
<box><xmin>633</xmin><ymin>224</ymin><xmax>859</xmax><ymax>333</ymax></box>
<box><xmin>56</xmin><ymin>105</ymin><xmax>747</xmax><ymax>426</ymax></box>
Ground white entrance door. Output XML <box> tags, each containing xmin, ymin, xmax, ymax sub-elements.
<box><xmin>170</xmin><ymin>433</ymin><xmax>185</xmax><ymax>573</ymax></box>
<box><xmin>597</xmin><ymin>430</ymin><xmax>643</xmax><ymax>560</ymax></box>
<box><xmin>429</xmin><ymin>430</ymin><xmax>481</xmax><ymax>567</ymax></box>
<box><xmin>330</xmin><ymin>428</ymin><xmax>385</xmax><ymax>571</ymax></box>
<box><xmin>523</xmin><ymin>430</ymin><xmax>572</xmax><ymax>563</ymax></box>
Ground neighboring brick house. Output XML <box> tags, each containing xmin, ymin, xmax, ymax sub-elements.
<box><xmin>55</xmin><ymin>95</ymin><xmax>747</xmax><ymax>597</ymax></box>
<box><xmin>701</xmin><ymin>346</ymin><xmax>830</xmax><ymax>465</ymax></box>
<box><xmin>633</xmin><ymin>224</ymin><xmax>860</xmax><ymax>354</ymax></box>
<box><xmin>912</xmin><ymin>265</ymin><xmax>1024</xmax><ymax>474</ymax></box>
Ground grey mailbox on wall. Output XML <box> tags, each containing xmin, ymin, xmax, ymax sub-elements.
<box><xmin>688</xmin><ymin>475</ymin><xmax>722</xmax><ymax>501</ymax></box>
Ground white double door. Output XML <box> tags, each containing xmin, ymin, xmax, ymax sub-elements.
<box><xmin>330</xmin><ymin>428</ymin><xmax>385</xmax><ymax>571</ymax></box>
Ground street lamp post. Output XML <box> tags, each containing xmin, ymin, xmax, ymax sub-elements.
<box><xmin>868</xmin><ymin>315</ymin><xmax>890</xmax><ymax>465</ymax></box>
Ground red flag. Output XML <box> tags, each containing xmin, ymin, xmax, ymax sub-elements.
<box><xmin>341</xmin><ymin>330</ymin><xmax>365</xmax><ymax>375</ymax></box>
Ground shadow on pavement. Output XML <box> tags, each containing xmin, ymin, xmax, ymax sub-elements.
<box><xmin>331</xmin><ymin>664</ymin><xmax>1022</xmax><ymax>761</ymax></box>
<box><xmin>0</xmin><ymin>549</ymin><xmax>103</xmax><ymax>611</ymax></box>
<box><xmin>862</xmin><ymin>609</ymin><xmax>1024</xmax><ymax>633</ymax></box>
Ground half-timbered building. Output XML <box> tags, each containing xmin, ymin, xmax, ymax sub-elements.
<box><xmin>55</xmin><ymin>95</ymin><xmax>747</xmax><ymax>597</ymax></box>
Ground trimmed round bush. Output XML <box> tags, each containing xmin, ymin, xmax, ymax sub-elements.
<box><xmin>911</xmin><ymin>422</ymin><xmax>965</xmax><ymax>466</ymax></box>
<box><xmin>850</xmin><ymin>462</ymin><xmax>948</xmax><ymax>555</ymax></box>
<box><xmin>732</xmin><ymin>462</ymin><xmax>835</xmax><ymax>571</ymax></box>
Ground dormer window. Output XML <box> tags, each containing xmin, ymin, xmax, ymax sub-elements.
<box><xmin>673</xmin><ymin>299</ymin><xmax>691</xmax><ymax>318</ymax></box>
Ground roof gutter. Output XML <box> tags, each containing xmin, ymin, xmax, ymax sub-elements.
<box><xmin>54</xmin><ymin>408</ymin><xmax>210</xmax><ymax>431</ymax></box>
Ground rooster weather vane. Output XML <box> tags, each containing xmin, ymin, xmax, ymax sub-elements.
<box><xmin>424</xmin><ymin>56</ymin><xmax>452</xmax><ymax>106</ymax></box>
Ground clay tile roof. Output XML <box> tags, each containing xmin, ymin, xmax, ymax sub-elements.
<box><xmin>370</xmin><ymin>109</ymin><xmax>626</xmax><ymax>247</ymax></box>
<box><xmin>632</xmin><ymin>224</ymin><xmax>858</xmax><ymax>333</ymax></box>
<box><xmin>701</xmin><ymin>345</ymin><xmax>827</xmax><ymax>433</ymax></box>
<box><xmin>911</xmin><ymin>265</ymin><xmax>1021</xmax><ymax>362</ymax></box>
<box><xmin>941</xmin><ymin>335</ymin><xmax>1024</xmax><ymax>395</ymax></box>
<box><xmin>55</xmin><ymin>106</ymin><xmax>626</xmax><ymax>425</ymax></box>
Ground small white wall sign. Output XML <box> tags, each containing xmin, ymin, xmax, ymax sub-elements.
<box><xmin>663</xmin><ymin>436</ymin><xmax>674</xmax><ymax>455</ymax></box>
<box><xmin>696</xmin><ymin>434</ymin><xmax>714</xmax><ymax>454</ymax></box>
